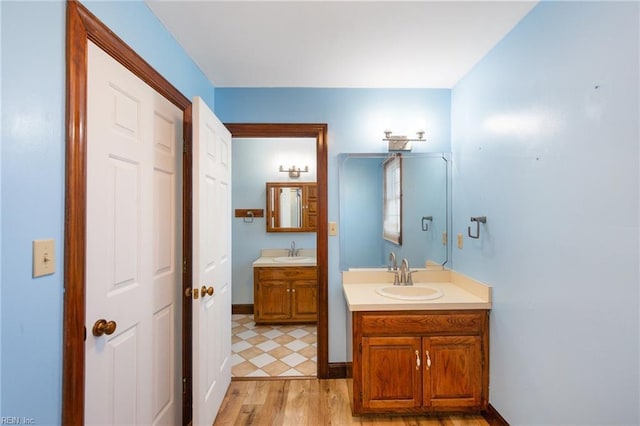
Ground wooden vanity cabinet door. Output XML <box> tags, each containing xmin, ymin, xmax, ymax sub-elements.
<box><xmin>290</xmin><ymin>279</ymin><xmax>318</xmax><ymax>321</ymax></box>
<box><xmin>361</xmin><ymin>336</ymin><xmax>422</xmax><ymax>410</ymax></box>
<box><xmin>353</xmin><ymin>310</ymin><xmax>489</xmax><ymax>414</ymax></box>
<box><xmin>254</xmin><ymin>280</ymin><xmax>290</xmax><ymax>322</ymax></box>
<box><xmin>423</xmin><ymin>335</ymin><xmax>483</xmax><ymax>409</ymax></box>
<box><xmin>254</xmin><ymin>266</ymin><xmax>318</xmax><ymax>323</ymax></box>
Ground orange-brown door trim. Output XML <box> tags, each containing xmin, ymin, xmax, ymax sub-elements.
<box><xmin>63</xmin><ymin>1</ymin><xmax>191</xmax><ymax>424</ymax></box>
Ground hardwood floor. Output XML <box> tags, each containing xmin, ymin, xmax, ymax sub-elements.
<box><xmin>213</xmin><ymin>379</ymin><xmax>490</xmax><ymax>425</ymax></box>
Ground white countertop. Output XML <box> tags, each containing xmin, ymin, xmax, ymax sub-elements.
<box><xmin>342</xmin><ymin>269</ymin><xmax>492</xmax><ymax>311</ymax></box>
<box><xmin>252</xmin><ymin>248</ymin><xmax>317</xmax><ymax>267</ymax></box>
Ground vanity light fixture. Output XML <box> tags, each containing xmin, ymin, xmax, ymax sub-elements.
<box><xmin>279</xmin><ymin>165</ymin><xmax>309</xmax><ymax>178</ymax></box>
<box><xmin>383</xmin><ymin>130</ymin><xmax>426</xmax><ymax>151</ymax></box>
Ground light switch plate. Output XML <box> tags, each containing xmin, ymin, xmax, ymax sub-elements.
<box><xmin>33</xmin><ymin>239</ymin><xmax>55</xmax><ymax>277</ymax></box>
<box><xmin>457</xmin><ymin>233</ymin><xmax>464</xmax><ymax>249</ymax></box>
<box><xmin>329</xmin><ymin>221</ymin><xmax>338</xmax><ymax>236</ymax></box>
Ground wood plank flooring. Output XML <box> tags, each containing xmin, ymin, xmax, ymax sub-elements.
<box><xmin>213</xmin><ymin>379</ymin><xmax>490</xmax><ymax>426</ymax></box>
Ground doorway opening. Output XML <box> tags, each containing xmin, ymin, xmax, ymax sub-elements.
<box><xmin>225</xmin><ymin>124</ymin><xmax>329</xmax><ymax>380</ymax></box>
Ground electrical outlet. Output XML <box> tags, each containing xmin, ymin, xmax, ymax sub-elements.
<box><xmin>442</xmin><ymin>231</ymin><xmax>447</xmax><ymax>246</ymax></box>
<box><xmin>457</xmin><ymin>233</ymin><xmax>464</xmax><ymax>249</ymax></box>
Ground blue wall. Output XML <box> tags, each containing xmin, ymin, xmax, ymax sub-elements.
<box><xmin>451</xmin><ymin>2</ymin><xmax>639</xmax><ymax>423</ymax></box>
<box><xmin>0</xmin><ymin>1</ymin><xmax>214</xmax><ymax>422</ymax></box>
<box><xmin>216</xmin><ymin>88</ymin><xmax>452</xmax><ymax>362</ymax></box>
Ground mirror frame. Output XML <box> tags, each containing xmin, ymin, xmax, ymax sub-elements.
<box><xmin>224</xmin><ymin>123</ymin><xmax>331</xmax><ymax>379</ymax></box>
<box><xmin>266</xmin><ymin>182</ymin><xmax>317</xmax><ymax>232</ymax></box>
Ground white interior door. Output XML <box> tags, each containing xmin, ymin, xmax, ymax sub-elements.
<box><xmin>85</xmin><ymin>41</ymin><xmax>182</xmax><ymax>425</ymax></box>
<box><xmin>192</xmin><ymin>96</ymin><xmax>232</xmax><ymax>425</ymax></box>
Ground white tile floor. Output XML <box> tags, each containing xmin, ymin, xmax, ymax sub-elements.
<box><xmin>231</xmin><ymin>314</ymin><xmax>317</xmax><ymax>378</ymax></box>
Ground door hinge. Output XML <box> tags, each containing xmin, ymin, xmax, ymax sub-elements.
<box><xmin>359</xmin><ymin>342</ymin><xmax>362</xmax><ymax>353</ymax></box>
<box><xmin>183</xmin><ymin>143</ymin><xmax>187</xmax><ymax>154</ymax></box>
<box><xmin>183</xmin><ymin>258</ymin><xmax>187</xmax><ymax>274</ymax></box>
<box><xmin>183</xmin><ymin>377</ymin><xmax>187</xmax><ymax>395</ymax></box>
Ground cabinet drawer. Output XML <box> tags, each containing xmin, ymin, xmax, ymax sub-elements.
<box><xmin>256</xmin><ymin>267</ymin><xmax>317</xmax><ymax>281</ymax></box>
<box><xmin>360</xmin><ymin>311</ymin><xmax>485</xmax><ymax>335</ymax></box>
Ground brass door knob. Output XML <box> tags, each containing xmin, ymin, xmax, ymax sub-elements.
<box><xmin>201</xmin><ymin>286</ymin><xmax>214</xmax><ymax>296</ymax></box>
<box><xmin>92</xmin><ymin>319</ymin><xmax>117</xmax><ymax>337</ymax></box>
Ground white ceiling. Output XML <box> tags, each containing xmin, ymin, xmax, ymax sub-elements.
<box><xmin>146</xmin><ymin>1</ymin><xmax>538</xmax><ymax>88</ymax></box>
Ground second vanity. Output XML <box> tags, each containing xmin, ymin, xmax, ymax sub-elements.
<box><xmin>252</xmin><ymin>249</ymin><xmax>317</xmax><ymax>324</ymax></box>
<box><xmin>343</xmin><ymin>268</ymin><xmax>492</xmax><ymax>415</ymax></box>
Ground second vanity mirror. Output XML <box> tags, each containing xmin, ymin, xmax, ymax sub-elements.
<box><xmin>266</xmin><ymin>182</ymin><xmax>318</xmax><ymax>232</ymax></box>
<box><xmin>338</xmin><ymin>152</ymin><xmax>450</xmax><ymax>270</ymax></box>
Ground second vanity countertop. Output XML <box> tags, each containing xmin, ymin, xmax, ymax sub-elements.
<box><xmin>343</xmin><ymin>269</ymin><xmax>492</xmax><ymax>311</ymax></box>
<box><xmin>252</xmin><ymin>248</ymin><xmax>317</xmax><ymax>267</ymax></box>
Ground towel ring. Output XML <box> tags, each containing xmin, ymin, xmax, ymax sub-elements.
<box><xmin>467</xmin><ymin>216</ymin><xmax>486</xmax><ymax>239</ymax></box>
<box><xmin>421</xmin><ymin>216</ymin><xmax>433</xmax><ymax>231</ymax></box>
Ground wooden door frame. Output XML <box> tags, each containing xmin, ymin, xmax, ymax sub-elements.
<box><xmin>62</xmin><ymin>1</ymin><xmax>191</xmax><ymax>423</ymax></box>
<box><xmin>224</xmin><ymin>124</ymin><xmax>329</xmax><ymax>379</ymax></box>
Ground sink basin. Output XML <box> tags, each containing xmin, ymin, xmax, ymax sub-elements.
<box><xmin>376</xmin><ymin>285</ymin><xmax>443</xmax><ymax>301</ymax></box>
<box><xmin>272</xmin><ymin>256</ymin><xmax>314</xmax><ymax>263</ymax></box>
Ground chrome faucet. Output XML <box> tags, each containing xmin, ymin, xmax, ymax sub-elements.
<box><xmin>289</xmin><ymin>240</ymin><xmax>298</xmax><ymax>257</ymax></box>
<box><xmin>399</xmin><ymin>258</ymin><xmax>414</xmax><ymax>286</ymax></box>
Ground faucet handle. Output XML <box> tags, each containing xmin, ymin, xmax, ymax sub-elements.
<box><xmin>406</xmin><ymin>270</ymin><xmax>416</xmax><ymax>286</ymax></box>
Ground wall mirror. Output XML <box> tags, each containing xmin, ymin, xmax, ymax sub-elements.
<box><xmin>266</xmin><ymin>182</ymin><xmax>318</xmax><ymax>232</ymax></box>
<box><xmin>338</xmin><ymin>152</ymin><xmax>450</xmax><ymax>271</ymax></box>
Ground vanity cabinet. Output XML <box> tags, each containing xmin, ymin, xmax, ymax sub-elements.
<box><xmin>254</xmin><ymin>266</ymin><xmax>318</xmax><ymax>324</ymax></box>
<box><xmin>352</xmin><ymin>310</ymin><xmax>488</xmax><ymax>414</ymax></box>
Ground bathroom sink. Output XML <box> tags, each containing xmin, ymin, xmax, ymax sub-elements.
<box><xmin>376</xmin><ymin>285</ymin><xmax>443</xmax><ymax>301</ymax></box>
<box><xmin>272</xmin><ymin>256</ymin><xmax>314</xmax><ymax>263</ymax></box>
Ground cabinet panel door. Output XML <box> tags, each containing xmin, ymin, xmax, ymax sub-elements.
<box><xmin>423</xmin><ymin>336</ymin><xmax>482</xmax><ymax>408</ymax></box>
<box><xmin>290</xmin><ymin>280</ymin><xmax>318</xmax><ymax>321</ymax></box>
<box><xmin>255</xmin><ymin>281</ymin><xmax>290</xmax><ymax>321</ymax></box>
<box><xmin>362</xmin><ymin>337</ymin><xmax>422</xmax><ymax>410</ymax></box>
<box><xmin>302</xmin><ymin>183</ymin><xmax>317</xmax><ymax>231</ymax></box>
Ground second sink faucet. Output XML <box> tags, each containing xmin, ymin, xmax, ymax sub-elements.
<box><xmin>289</xmin><ymin>240</ymin><xmax>299</xmax><ymax>257</ymax></box>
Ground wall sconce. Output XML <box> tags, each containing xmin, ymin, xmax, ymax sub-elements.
<box><xmin>383</xmin><ymin>130</ymin><xmax>426</xmax><ymax>151</ymax></box>
<box><xmin>279</xmin><ymin>165</ymin><xmax>309</xmax><ymax>178</ymax></box>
